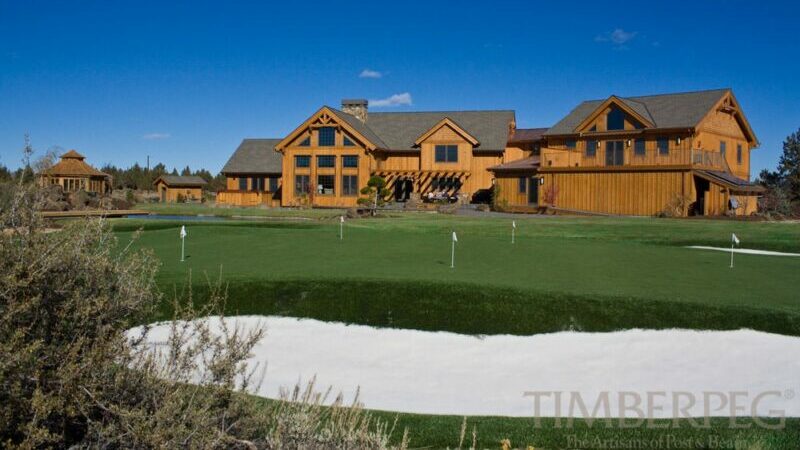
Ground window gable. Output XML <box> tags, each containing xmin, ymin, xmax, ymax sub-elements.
<box><xmin>318</xmin><ymin>127</ymin><xmax>336</xmax><ymax>146</ymax></box>
<box><xmin>607</xmin><ymin>106</ymin><xmax>625</xmax><ymax>131</ymax></box>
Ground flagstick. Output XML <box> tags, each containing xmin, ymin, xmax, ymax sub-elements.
<box><xmin>730</xmin><ymin>242</ymin><xmax>734</xmax><ymax>269</ymax></box>
<box><xmin>181</xmin><ymin>235</ymin><xmax>185</xmax><ymax>262</ymax></box>
<box><xmin>339</xmin><ymin>221</ymin><xmax>343</xmax><ymax>241</ymax></box>
<box><xmin>450</xmin><ymin>238</ymin><xmax>455</xmax><ymax>269</ymax></box>
<box><xmin>512</xmin><ymin>227</ymin><xmax>515</xmax><ymax>244</ymax></box>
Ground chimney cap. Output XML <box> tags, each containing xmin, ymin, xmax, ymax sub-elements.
<box><xmin>341</xmin><ymin>98</ymin><xmax>368</xmax><ymax>106</ymax></box>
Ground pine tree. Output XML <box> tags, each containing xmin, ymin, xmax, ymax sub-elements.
<box><xmin>778</xmin><ymin>129</ymin><xmax>800</xmax><ymax>201</ymax></box>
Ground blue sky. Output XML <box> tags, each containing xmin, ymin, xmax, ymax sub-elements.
<box><xmin>1</xmin><ymin>0</ymin><xmax>798</xmax><ymax>175</ymax></box>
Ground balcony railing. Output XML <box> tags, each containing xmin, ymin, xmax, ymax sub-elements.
<box><xmin>540</xmin><ymin>147</ymin><xmax>729</xmax><ymax>171</ymax></box>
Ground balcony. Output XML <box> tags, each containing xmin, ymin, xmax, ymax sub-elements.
<box><xmin>540</xmin><ymin>147</ymin><xmax>730</xmax><ymax>172</ymax></box>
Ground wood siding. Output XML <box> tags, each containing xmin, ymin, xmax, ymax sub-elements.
<box><xmin>537</xmin><ymin>170</ymin><xmax>692</xmax><ymax>216</ymax></box>
<box><xmin>154</xmin><ymin>181</ymin><xmax>204</xmax><ymax>203</ymax></box>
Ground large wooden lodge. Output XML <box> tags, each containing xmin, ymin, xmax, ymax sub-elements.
<box><xmin>219</xmin><ymin>89</ymin><xmax>763</xmax><ymax>216</ymax></box>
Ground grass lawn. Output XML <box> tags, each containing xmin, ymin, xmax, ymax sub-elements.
<box><xmin>114</xmin><ymin>214</ymin><xmax>800</xmax><ymax>335</ymax></box>
<box><xmin>113</xmin><ymin>213</ymin><xmax>800</xmax><ymax>448</ymax></box>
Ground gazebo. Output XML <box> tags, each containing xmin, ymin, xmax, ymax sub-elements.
<box><xmin>39</xmin><ymin>150</ymin><xmax>111</xmax><ymax>193</ymax></box>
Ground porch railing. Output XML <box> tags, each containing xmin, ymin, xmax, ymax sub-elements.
<box><xmin>540</xmin><ymin>147</ymin><xmax>729</xmax><ymax>171</ymax></box>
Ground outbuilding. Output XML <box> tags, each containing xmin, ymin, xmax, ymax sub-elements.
<box><xmin>152</xmin><ymin>175</ymin><xmax>207</xmax><ymax>202</ymax></box>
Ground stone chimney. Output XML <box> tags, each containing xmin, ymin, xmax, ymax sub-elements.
<box><xmin>341</xmin><ymin>99</ymin><xmax>368</xmax><ymax>123</ymax></box>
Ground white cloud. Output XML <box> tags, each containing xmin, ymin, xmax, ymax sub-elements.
<box><xmin>142</xmin><ymin>132</ymin><xmax>171</xmax><ymax>140</ymax></box>
<box><xmin>595</xmin><ymin>28</ymin><xmax>637</xmax><ymax>46</ymax></box>
<box><xmin>369</xmin><ymin>93</ymin><xmax>412</xmax><ymax>108</ymax></box>
<box><xmin>359</xmin><ymin>69</ymin><xmax>383</xmax><ymax>79</ymax></box>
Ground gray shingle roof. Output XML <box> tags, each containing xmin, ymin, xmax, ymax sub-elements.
<box><xmin>333</xmin><ymin>109</ymin><xmax>515</xmax><ymax>152</ymax></box>
<box><xmin>154</xmin><ymin>175</ymin><xmax>208</xmax><ymax>187</ymax></box>
<box><xmin>544</xmin><ymin>89</ymin><xmax>730</xmax><ymax>136</ymax></box>
<box><xmin>488</xmin><ymin>156</ymin><xmax>541</xmax><ymax>172</ymax></box>
<box><xmin>509</xmin><ymin>127</ymin><xmax>548</xmax><ymax>143</ymax></box>
<box><xmin>221</xmin><ymin>139</ymin><xmax>283</xmax><ymax>174</ymax></box>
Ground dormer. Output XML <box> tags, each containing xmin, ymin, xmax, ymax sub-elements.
<box><xmin>575</xmin><ymin>96</ymin><xmax>654</xmax><ymax>134</ymax></box>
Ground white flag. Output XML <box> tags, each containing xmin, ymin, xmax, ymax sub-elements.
<box><xmin>180</xmin><ymin>226</ymin><xmax>187</xmax><ymax>238</ymax></box>
<box><xmin>732</xmin><ymin>233</ymin><xmax>740</xmax><ymax>245</ymax></box>
<box><xmin>340</xmin><ymin>216</ymin><xmax>345</xmax><ymax>223</ymax></box>
<box><xmin>512</xmin><ymin>220</ymin><xmax>516</xmax><ymax>229</ymax></box>
<box><xmin>452</xmin><ymin>231</ymin><xmax>458</xmax><ymax>243</ymax></box>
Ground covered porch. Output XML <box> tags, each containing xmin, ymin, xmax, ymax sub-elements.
<box><xmin>372</xmin><ymin>170</ymin><xmax>471</xmax><ymax>202</ymax></box>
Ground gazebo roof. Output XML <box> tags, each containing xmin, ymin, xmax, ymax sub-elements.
<box><xmin>41</xmin><ymin>150</ymin><xmax>109</xmax><ymax>178</ymax></box>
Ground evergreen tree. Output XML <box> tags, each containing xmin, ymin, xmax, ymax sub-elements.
<box><xmin>778</xmin><ymin>129</ymin><xmax>800</xmax><ymax>201</ymax></box>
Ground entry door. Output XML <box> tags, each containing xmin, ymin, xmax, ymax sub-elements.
<box><xmin>403</xmin><ymin>179</ymin><xmax>413</xmax><ymax>201</ymax></box>
<box><xmin>394</xmin><ymin>178</ymin><xmax>407</xmax><ymax>202</ymax></box>
<box><xmin>161</xmin><ymin>187</ymin><xmax>166</xmax><ymax>202</ymax></box>
<box><xmin>528</xmin><ymin>177</ymin><xmax>539</xmax><ymax>204</ymax></box>
<box><xmin>605</xmin><ymin>141</ymin><xmax>625</xmax><ymax>166</ymax></box>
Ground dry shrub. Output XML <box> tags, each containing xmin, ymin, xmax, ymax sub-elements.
<box><xmin>657</xmin><ymin>194</ymin><xmax>692</xmax><ymax>218</ymax></box>
<box><xmin>0</xmin><ymin>182</ymin><xmax>406</xmax><ymax>449</ymax></box>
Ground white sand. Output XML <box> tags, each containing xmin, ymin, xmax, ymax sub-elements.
<box><xmin>687</xmin><ymin>246</ymin><xmax>800</xmax><ymax>257</ymax></box>
<box><xmin>130</xmin><ymin>316</ymin><xmax>800</xmax><ymax>418</ymax></box>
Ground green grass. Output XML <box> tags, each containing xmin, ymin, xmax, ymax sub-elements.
<box><xmin>370</xmin><ymin>410</ymin><xmax>800</xmax><ymax>449</ymax></box>
<box><xmin>115</xmin><ymin>215</ymin><xmax>800</xmax><ymax>333</ymax></box>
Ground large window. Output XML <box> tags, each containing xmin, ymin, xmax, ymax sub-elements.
<box><xmin>607</xmin><ymin>106</ymin><xmax>625</xmax><ymax>131</ymax></box>
<box><xmin>251</xmin><ymin>176</ymin><xmax>264</xmax><ymax>191</ymax></box>
<box><xmin>299</xmin><ymin>136</ymin><xmax>310</xmax><ymax>147</ymax></box>
<box><xmin>720</xmin><ymin>141</ymin><xmax>727</xmax><ymax>157</ymax></box>
<box><xmin>657</xmin><ymin>138</ymin><xmax>669</xmax><ymax>155</ymax></box>
<box><xmin>565</xmin><ymin>139</ymin><xmax>576</xmax><ymax>149</ymax></box>
<box><xmin>634</xmin><ymin>139</ymin><xmax>646</xmax><ymax>156</ymax></box>
<box><xmin>318</xmin><ymin>127</ymin><xmax>336</xmax><ymax>146</ymax></box>
<box><xmin>317</xmin><ymin>155</ymin><xmax>335</xmax><ymax>168</ymax></box>
<box><xmin>737</xmin><ymin>144</ymin><xmax>743</xmax><ymax>164</ymax></box>
<box><xmin>435</xmin><ymin>145</ymin><xmax>458</xmax><ymax>163</ymax></box>
<box><xmin>269</xmin><ymin>177</ymin><xmax>279</xmax><ymax>192</ymax></box>
<box><xmin>238</xmin><ymin>177</ymin><xmax>247</xmax><ymax>190</ymax></box>
<box><xmin>342</xmin><ymin>155</ymin><xmax>358</xmax><ymax>168</ymax></box>
<box><xmin>585</xmin><ymin>140</ymin><xmax>597</xmax><ymax>157</ymax></box>
<box><xmin>317</xmin><ymin>175</ymin><xmax>335</xmax><ymax>195</ymax></box>
<box><xmin>343</xmin><ymin>135</ymin><xmax>355</xmax><ymax>147</ymax></box>
<box><xmin>295</xmin><ymin>155</ymin><xmax>310</xmax><ymax>168</ymax></box>
<box><xmin>342</xmin><ymin>175</ymin><xmax>358</xmax><ymax>196</ymax></box>
<box><xmin>295</xmin><ymin>175</ymin><xmax>310</xmax><ymax>195</ymax></box>
<box><xmin>518</xmin><ymin>177</ymin><xmax>527</xmax><ymax>193</ymax></box>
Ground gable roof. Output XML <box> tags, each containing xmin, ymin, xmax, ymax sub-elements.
<box><xmin>221</xmin><ymin>139</ymin><xmax>283</xmax><ymax>174</ymax></box>
<box><xmin>41</xmin><ymin>150</ymin><xmax>108</xmax><ymax>177</ymax></box>
<box><xmin>153</xmin><ymin>175</ymin><xmax>208</xmax><ymax>187</ymax></box>
<box><xmin>545</xmin><ymin>89</ymin><xmax>731</xmax><ymax>136</ymax></box>
<box><xmin>413</xmin><ymin>117</ymin><xmax>480</xmax><ymax>146</ymax></box>
<box><xmin>359</xmin><ymin>110</ymin><xmax>515</xmax><ymax>151</ymax></box>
